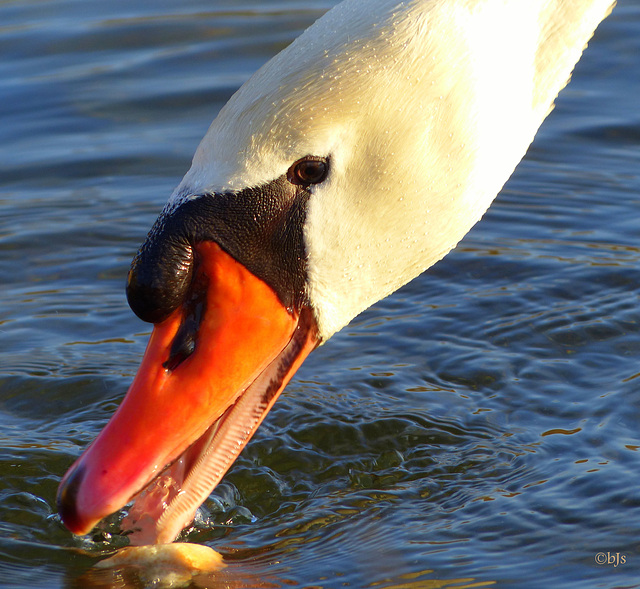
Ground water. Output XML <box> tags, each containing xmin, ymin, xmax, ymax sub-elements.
<box><xmin>1</xmin><ymin>1</ymin><xmax>639</xmax><ymax>587</ymax></box>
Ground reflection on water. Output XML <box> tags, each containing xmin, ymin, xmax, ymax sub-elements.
<box><xmin>74</xmin><ymin>559</ymin><xmax>498</xmax><ymax>589</ymax></box>
<box><xmin>1</xmin><ymin>1</ymin><xmax>640</xmax><ymax>588</ymax></box>
<box><xmin>70</xmin><ymin>524</ymin><xmax>501</xmax><ymax>589</ymax></box>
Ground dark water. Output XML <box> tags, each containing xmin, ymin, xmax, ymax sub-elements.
<box><xmin>1</xmin><ymin>1</ymin><xmax>640</xmax><ymax>587</ymax></box>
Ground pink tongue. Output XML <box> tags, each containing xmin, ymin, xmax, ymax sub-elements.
<box><xmin>118</xmin><ymin>417</ymin><xmax>221</xmax><ymax>545</ymax></box>
<box><xmin>122</xmin><ymin>457</ymin><xmax>187</xmax><ymax>545</ymax></box>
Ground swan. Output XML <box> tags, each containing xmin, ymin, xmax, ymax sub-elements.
<box><xmin>57</xmin><ymin>0</ymin><xmax>615</xmax><ymax>545</ymax></box>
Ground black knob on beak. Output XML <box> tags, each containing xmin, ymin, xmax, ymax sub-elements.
<box><xmin>126</xmin><ymin>204</ymin><xmax>198</xmax><ymax>324</ymax></box>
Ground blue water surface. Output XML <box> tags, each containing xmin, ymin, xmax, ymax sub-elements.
<box><xmin>1</xmin><ymin>1</ymin><xmax>639</xmax><ymax>588</ymax></box>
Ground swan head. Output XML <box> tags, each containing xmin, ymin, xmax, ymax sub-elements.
<box><xmin>57</xmin><ymin>0</ymin><xmax>615</xmax><ymax>544</ymax></box>
<box><xmin>177</xmin><ymin>0</ymin><xmax>505</xmax><ymax>339</ymax></box>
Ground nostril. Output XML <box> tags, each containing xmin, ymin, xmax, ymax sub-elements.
<box><xmin>163</xmin><ymin>323</ymin><xmax>196</xmax><ymax>371</ymax></box>
<box><xmin>162</xmin><ymin>269</ymin><xmax>209</xmax><ymax>371</ymax></box>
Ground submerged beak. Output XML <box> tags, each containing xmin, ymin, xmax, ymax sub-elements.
<box><xmin>57</xmin><ymin>241</ymin><xmax>318</xmax><ymax>544</ymax></box>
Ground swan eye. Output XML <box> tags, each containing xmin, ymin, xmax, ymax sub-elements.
<box><xmin>288</xmin><ymin>157</ymin><xmax>329</xmax><ymax>187</ymax></box>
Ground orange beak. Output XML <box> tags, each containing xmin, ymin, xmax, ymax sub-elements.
<box><xmin>57</xmin><ymin>241</ymin><xmax>318</xmax><ymax>544</ymax></box>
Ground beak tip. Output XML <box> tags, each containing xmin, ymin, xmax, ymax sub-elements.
<box><xmin>57</xmin><ymin>463</ymin><xmax>91</xmax><ymax>536</ymax></box>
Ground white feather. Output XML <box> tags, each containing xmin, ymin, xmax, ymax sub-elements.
<box><xmin>173</xmin><ymin>0</ymin><xmax>615</xmax><ymax>339</ymax></box>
